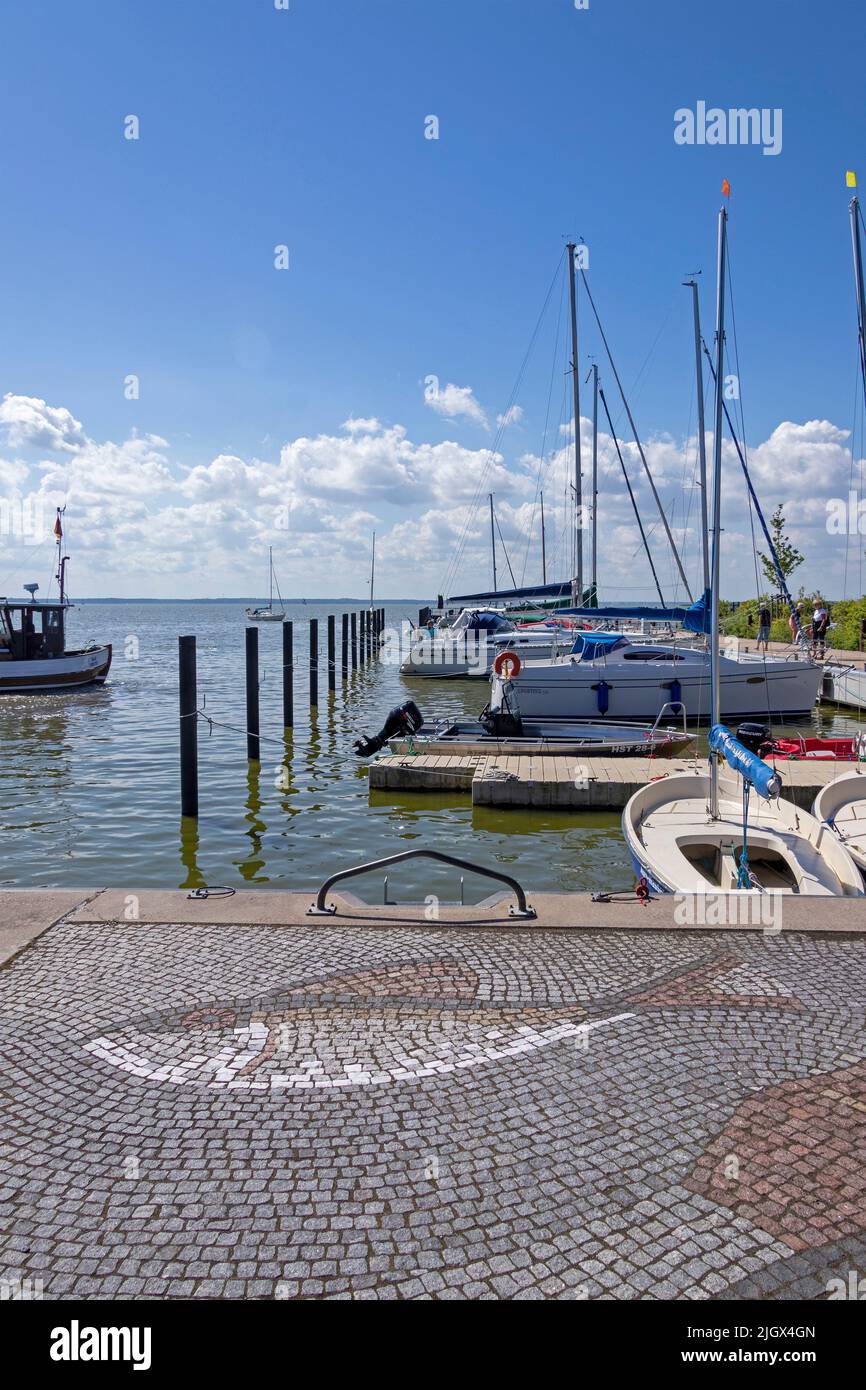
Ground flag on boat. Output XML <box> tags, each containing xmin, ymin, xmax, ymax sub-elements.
<box><xmin>721</xmin><ymin>178</ymin><xmax>730</xmax><ymax>198</ymax></box>
<box><xmin>53</xmin><ymin>513</ymin><xmax>63</xmax><ymax>539</ymax></box>
<box><xmin>846</xmin><ymin>170</ymin><xmax>857</xmax><ymax>188</ymax></box>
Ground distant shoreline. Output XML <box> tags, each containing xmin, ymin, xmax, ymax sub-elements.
<box><xmin>70</xmin><ymin>597</ymin><xmax>430</xmax><ymax>604</ymax></box>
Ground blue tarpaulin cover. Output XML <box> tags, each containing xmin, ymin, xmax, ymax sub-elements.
<box><xmin>709</xmin><ymin>725</ymin><xmax>782</xmax><ymax>802</ymax></box>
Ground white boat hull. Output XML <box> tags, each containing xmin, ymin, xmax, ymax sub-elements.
<box><xmin>812</xmin><ymin>769</ymin><xmax>866</xmax><ymax>872</ymax></box>
<box><xmin>400</xmin><ymin>634</ymin><xmax>564</xmax><ymax>679</ymax></box>
<box><xmin>0</xmin><ymin>645</ymin><xmax>112</xmax><ymax>693</ymax></box>
<box><xmin>510</xmin><ymin>651</ymin><xmax>822</xmax><ymax>721</ymax></box>
<box><xmin>824</xmin><ymin>663</ymin><xmax>866</xmax><ymax>711</ymax></box>
<box><xmin>623</xmin><ymin>769</ymin><xmax>864</xmax><ymax>896</ymax></box>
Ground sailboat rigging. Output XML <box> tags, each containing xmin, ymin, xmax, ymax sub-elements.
<box><xmin>622</xmin><ymin>203</ymin><xmax>863</xmax><ymax>897</ymax></box>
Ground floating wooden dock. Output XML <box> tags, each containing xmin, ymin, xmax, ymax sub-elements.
<box><xmin>369</xmin><ymin>753</ymin><xmax>852</xmax><ymax>810</ymax></box>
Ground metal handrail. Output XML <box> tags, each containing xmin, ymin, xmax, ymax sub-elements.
<box><xmin>650</xmin><ymin>700</ymin><xmax>688</xmax><ymax>736</ymax></box>
<box><xmin>307</xmin><ymin>849</ymin><xmax>536</xmax><ymax>918</ymax></box>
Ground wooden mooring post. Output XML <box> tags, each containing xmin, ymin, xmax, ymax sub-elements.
<box><xmin>309</xmin><ymin>618</ymin><xmax>319</xmax><ymax>706</ymax></box>
<box><xmin>360</xmin><ymin>610</ymin><xmax>366</xmax><ymax>665</ymax></box>
<box><xmin>341</xmin><ymin>613</ymin><xmax>349</xmax><ymax>679</ymax></box>
<box><xmin>351</xmin><ymin>611</ymin><xmax>357</xmax><ymax>669</ymax></box>
<box><xmin>327</xmin><ymin>614</ymin><xmax>336</xmax><ymax>692</ymax></box>
<box><xmin>282</xmin><ymin>620</ymin><xmax>294</xmax><ymax>729</ymax></box>
<box><xmin>179</xmin><ymin>635</ymin><xmax>199</xmax><ymax>818</ymax></box>
<box><xmin>245</xmin><ymin>626</ymin><xmax>260</xmax><ymax>762</ymax></box>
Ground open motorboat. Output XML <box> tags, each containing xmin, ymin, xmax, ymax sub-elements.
<box><xmin>624</xmin><ymin>727</ymin><xmax>863</xmax><ymax>896</ymax></box>
<box><xmin>354</xmin><ymin>682</ymin><xmax>695</xmax><ymax>759</ymax></box>
<box><xmin>812</xmin><ymin>769</ymin><xmax>866</xmax><ymax>873</ymax></box>
<box><xmin>245</xmin><ymin>546</ymin><xmax>285</xmax><ymax>622</ymax></box>
<box><xmin>503</xmin><ymin>630</ymin><xmax>821</xmax><ymax>723</ymax></box>
<box><xmin>399</xmin><ymin>606</ymin><xmax>571</xmax><ymax>679</ymax></box>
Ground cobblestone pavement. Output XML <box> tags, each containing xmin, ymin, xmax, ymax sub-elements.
<box><xmin>1</xmin><ymin>920</ymin><xmax>865</xmax><ymax>1300</ymax></box>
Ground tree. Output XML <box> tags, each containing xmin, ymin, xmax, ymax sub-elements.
<box><xmin>758</xmin><ymin>505</ymin><xmax>804</xmax><ymax>598</ymax></box>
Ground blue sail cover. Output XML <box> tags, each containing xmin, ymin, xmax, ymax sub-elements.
<box><xmin>553</xmin><ymin>589</ymin><xmax>712</xmax><ymax>634</ymax></box>
<box><xmin>448</xmin><ymin>581</ymin><xmax>597</xmax><ymax>604</ymax></box>
<box><xmin>709</xmin><ymin>725</ymin><xmax>782</xmax><ymax>802</ymax></box>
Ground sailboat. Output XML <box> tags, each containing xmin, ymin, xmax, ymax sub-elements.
<box><xmin>245</xmin><ymin>547</ymin><xmax>285</xmax><ymax>622</ymax></box>
<box><xmin>622</xmin><ymin>202</ymin><xmax>863</xmax><ymax>898</ymax></box>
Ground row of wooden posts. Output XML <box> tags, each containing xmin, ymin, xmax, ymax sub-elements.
<box><xmin>179</xmin><ymin>608</ymin><xmax>387</xmax><ymax>819</ymax></box>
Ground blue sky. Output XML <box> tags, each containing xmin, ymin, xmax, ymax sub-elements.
<box><xmin>0</xmin><ymin>0</ymin><xmax>864</xmax><ymax>599</ymax></box>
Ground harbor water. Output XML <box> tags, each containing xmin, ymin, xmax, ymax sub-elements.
<box><xmin>1</xmin><ymin>600</ymin><xmax>862</xmax><ymax>900</ymax></box>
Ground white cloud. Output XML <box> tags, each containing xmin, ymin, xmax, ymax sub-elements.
<box><xmin>424</xmin><ymin>382</ymin><xmax>489</xmax><ymax>429</ymax></box>
<box><xmin>0</xmin><ymin>395</ymin><xmax>862</xmax><ymax>600</ymax></box>
<box><xmin>0</xmin><ymin>394</ymin><xmax>87</xmax><ymax>453</ymax></box>
<box><xmin>496</xmin><ymin>404</ymin><xmax>524</xmax><ymax>429</ymax></box>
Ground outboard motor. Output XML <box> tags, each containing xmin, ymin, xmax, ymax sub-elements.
<box><xmin>480</xmin><ymin>676</ymin><xmax>523</xmax><ymax>737</ymax></box>
<box><xmin>736</xmin><ymin>722</ymin><xmax>773</xmax><ymax>757</ymax></box>
<box><xmin>354</xmin><ymin>700</ymin><xmax>423</xmax><ymax>757</ymax></box>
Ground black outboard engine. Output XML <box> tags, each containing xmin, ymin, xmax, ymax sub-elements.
<box><xmin>736</xmin><ymin>722</ymin><xmax>772</xmax><ymax>756</ymax></box>
<box><xmin>480</xmin><ymin>675</ymin><xmax>523</xmax><ymax>737</ymax></box>
<box><xmin>354</xmin><ymin>700</ymin><xmax>423</xmax><ymax>757</ymax></box>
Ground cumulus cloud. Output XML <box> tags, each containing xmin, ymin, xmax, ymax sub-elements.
<box><xmin>0</xmin><ymin>394</ymin><xmax>87</xmax><ymax>453</ymax></box>
<box><xmin>496</xmin><ymin>404</ymin><xmax>524</xmax><ymax>429</ymax></box>
<box><xmin>0</xmin><ymin>394</ymin><xmax>862</xmax><ymax>599</ymax></box>
<box><xmin>424</xmin><ymin>381</ymin><xmax>489</xmax><ymax>429</ymax></box>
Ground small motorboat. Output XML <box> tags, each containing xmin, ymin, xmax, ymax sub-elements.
<box><xmin>733</xmin><ymin>722</ymin><xmax>866</xmax><ymax>762</ymax></box>
<box><xmin>353</xmin><ymin>683</ymin><xmax>695</xmax><ymax>759</ymax></box>
<box><xmin>812</xmin><ymin>768</ymin><xmax>866</xmax><ymax>872</ymax></box>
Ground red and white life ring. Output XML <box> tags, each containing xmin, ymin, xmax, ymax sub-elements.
<box><xmin>493</xmin><ymin>649</ymin><xmax>522</xmax><ymax>679</ymax></box>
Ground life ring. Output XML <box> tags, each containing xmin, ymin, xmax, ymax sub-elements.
<box><xmin>493</xmin><ymin>649</ymin><xmax>522</xmax><ymax>679</ymax></box>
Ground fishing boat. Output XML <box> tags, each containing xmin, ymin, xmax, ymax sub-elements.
<box><xmin>812</xmin><ymin>769</ymin><xmax>866</xmax><ymax>873</ymax></box>
<box><xmin>0</xmin><ymin>511</ymin><xmax>112</xmax><ymax>693</ymax></box>
<box><xmin>245</xmin><ymin>547</ymin><xmax>285</xmax><ymax>622</ymax></box>
<box><xmin>622</xmin><ymin>203</ymin><xmax>863</xmax><ymax>898</ymax></box>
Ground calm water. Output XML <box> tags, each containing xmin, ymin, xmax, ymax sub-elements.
<box><xmin>1</xmin><ymin>601</ymin><xmax>861</xmax><ymax>900</ymax></box>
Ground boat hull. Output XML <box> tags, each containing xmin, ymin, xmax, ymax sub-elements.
<box><xmin>510</xmin><ymin>654</ymin><xmax>822</xmax><ymax>722</ymax></box>
<box><xmin>388</xmin><ymin>720</ymin><xmax>694</xmax><ymax>758</ymax></box>
<box><xmin>812</xmin><ymin>769</ymin><xmax>866</xmax><ymax>872</ymax></box>
<box><xmin>399</xmin><ymin>634</ymin><xmax>564</xmax><ymax>679</ymax></box>
<box><xmin>0</xmin><ymin>645</ymin><xmax>112</xmax><ymax>693</ymax></box>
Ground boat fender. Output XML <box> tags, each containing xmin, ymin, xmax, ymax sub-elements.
<box><xmin>493</xmin><ymin>649</ymin><xmax>521</xmax><ymax>679</ymax></box>
<box><xmin>592</xmin><ymin>680</ymin><xmax>610</xmax><ymax>715</ymax></box>
<box><xmin>354</xmin><ymin>700</ymin><xmax>424</xmax><ymax>758</ymax></box>
<box><xmin>668</xmin><ymin>678</ymin><xmax>682</xmax><ymax>706</ymax></box>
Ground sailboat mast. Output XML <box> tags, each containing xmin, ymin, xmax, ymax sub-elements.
<box><xmin>268</xmin><ymin>546</ymin><xmax>273</xmax><ymax>609</ymax></box>
<box><xmin>540</xmin><ymin>492</ymin><xmax>547</xmax><ymax>585</ymax></box>
<box><xmin>591</xmin><ymin>362</ymin><xmax>598</xmax><ymax>596</ymax></box>
<box><xmin>685</xmin><ymin>279</ymin><xmax>711</xmax><ymax>593</ymax></box>
<box><xmin>566</xmin><ymin>243</ymin><xmax>583</xmax><ymax>605</ymax></box>
<box><xmin>709</xmin><ymin>206</ymin><xmax>728</xmax><ymax>821</ymax></box>
<box><xmin>850</xmin><ymin>196</ymin><xmax>866</xmax><ymax>412</ymax></box>
<box><xmin>489</xmin><ymin>493</ymin><xmax>498</xmax><ymax>595</ymax></box>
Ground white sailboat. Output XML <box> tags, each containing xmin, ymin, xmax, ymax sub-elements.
<box><xmin>622</xmin><ymin>203</ymin><xmax>864</xmax><ymax>899</ymax></box>
<box><xmin>245</xmin><ymin>547</ymin><xmax>285</xmax><ymax>622</ymax></box>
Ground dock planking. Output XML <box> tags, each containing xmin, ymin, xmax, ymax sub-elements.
<box><xmin>368</xmin><ymin>752</ymin><xmax>853</xmax><ymax>809</ymax></box>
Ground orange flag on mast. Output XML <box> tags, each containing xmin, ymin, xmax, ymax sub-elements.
<box><xmin>721</xmin><ymin>178</ymin><xmax>731</xmax><ymax>198</ymax></box>
<box><xmin>53</xmin><ymin>513</ymin><xmax>63</xmax><ymax>540</ymax></box>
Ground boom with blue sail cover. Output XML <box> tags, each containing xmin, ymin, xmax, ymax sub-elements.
<box><xmin>709</xmin><ymin>725</ymin><xmax>782</xmax><ymax>801</ymax></box>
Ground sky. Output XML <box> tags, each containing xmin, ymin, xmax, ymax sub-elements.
<box><xmin>0</xmin><ymin>0</ymin><xmax>865</xmax><ymax>602</ymax></box>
